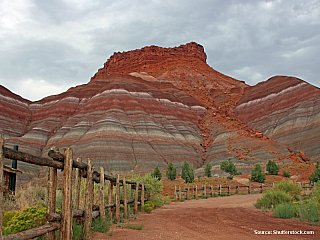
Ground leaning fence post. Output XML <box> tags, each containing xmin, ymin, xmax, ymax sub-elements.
<box><xmin>99</xmin><ymin>167</ymin><xmax>106</xmax><ymax>220</ymax></box>
<box><xmin>123</xmin><ymin>176</ymin><xmax>128</xmax><ymax>218</ymax></box>
<box><xmin>115</xmin><ymin>174</ymin><xmax>120</xmax><ymax>223</ymax></box>
<box><xmin>46</xmin><ymin>166</ymin><xmax>57</xmax><ymax>240</ymax></box>
<box><xmin>0</xmin><ymin>133</ymin><xmax>4</xmax><ymax>240</ymax></box>
<box><xmin>60</xmin><ymin>148</ymin><xmax>73</xmax><ymax>240</ymax></box>
<box><xmin>141</xmin><ymin>182</ymin><xmax>145</xmax><ymax>209</ymax></box>
<box><xmin>107</xmin><ymin>181</ymin><xmax>113</xmax><ymax>219</ymax></box>
<box><xmin>83</xmin><ymin>159</ymin><xmax>93</xmax><ymax>237</ymax></box>
<box><xmin>73</xmin><ymin>157</ymin><xmax>82</xmax><ymax>210</ymax></box>
<box><xmin>134</xmin><ymin>180</ymin><xmax>139</xmax><ymax>214</ymax></box>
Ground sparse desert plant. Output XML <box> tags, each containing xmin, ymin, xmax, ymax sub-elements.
<box><xmin>91</xmin><ymin>217</ymin><xmax>111</xmax><ymax>233</ymax></box>
<box><xmin>220</xmin><ymin>159</ymin><xmax>241</xmax><ymax>176</ymax></box>
<box><xmin>130</xmin><ymin>173</ymin><xmax>163</xmax><ymax>198</ymax></box>
<box><xmin>271</xmin><ymin>180</ymin><xmax>302</xmax><ymax>200</ymax></box>
<box><xmin>255</xmin><ymin>190</ymin><xmax>293</xmax><ymax>209</ymax></box>
<box><xmin>283</xmin><ymin>170</ymin><xmax>290</xmax><ymax>178</ymax></box>
<box><xmin>273</xmin><ymin>202</ymin><xmax>295</xmax><ymax>219</ymax></box>
<box><xmin>125</xmin><ymin>223</ymin><xmax>145</xmax><ymax>230</ymax></box>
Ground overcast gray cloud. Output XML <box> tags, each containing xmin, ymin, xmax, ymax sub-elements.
<box><xmin>0</xmin><ymin>0</ymin><xmax>319</xmax><ymax>101</ymax></box>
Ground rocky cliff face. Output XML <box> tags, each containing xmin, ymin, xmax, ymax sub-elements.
<box><xmin>1</xmin><ymin>42</ymin><xmax>318</xmax><ymax>178</ymax></box>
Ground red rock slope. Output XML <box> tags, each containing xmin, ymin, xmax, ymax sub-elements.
<box><xmin>234</xmin><ymin>76</ymin><xmax>320</xmax><ymax>163</ymax></box>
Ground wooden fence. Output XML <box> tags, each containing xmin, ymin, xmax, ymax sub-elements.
<box><xmin>174</xmin><ymin>181</ymin><xmax>315</xmax><ymax>201</ymax></box>
<box><xmin>0</xmin><ymin>133</ymin><xmax>145</xmax><ymax>240</ymax></box>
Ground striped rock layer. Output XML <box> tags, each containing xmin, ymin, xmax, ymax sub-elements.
<box><xmin>234</xmin><ymin>76</ymin><xmax>320</xmax><ymax>162</ymax></box>
<box><xmin>1</xmin><ymin>43</ymin><xmax>318</xmax><ymax>178</ymax></box>
<box><xmin>2</xmin><ymin>73</ymin><xmax>205</xmax><ymax>174</ymax></box>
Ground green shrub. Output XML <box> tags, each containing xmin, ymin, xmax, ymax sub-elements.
<box><xmin>125</xmin><ymin>223</ymin><xmax>145</xmax><ymax>230</ymax></box>
<box><xmin>298</xmin><ymin>200</ymin><xmax>320</xmax><ymax>225</ymax></box>
<box><xmin>273</xmin><ymin>202</ymin><xmax>295</xmax><ymax>219</ymax></box>
<box><xmin>272</xmin><ymin>180</ymin><xmax>302</xmax><ymax>199</ymax></box>
<box><xmin>227</xmin><ymin>175</ymin><xmax>233</xmax><ymax>180</ymax></box>
<box><xmin>91</xmin><ymin>217</ymin><xmax>111</xmax><ymax>233</ymax></box>
<box><xmin>166</xmin><ymin>163</ymin><xmax>177</xmax><ymax>180</ymax></box>
<box><xmin>220</xmin><ymin>159</ymin><xmax>241</xmax><ymax>176</ymax></box>
<box><xmin>309</xmin><ymin>162</ymin><xmax>320</xmax><ymax>184</ymax></box>
<box><xmin>143</xmin><ymin>204</ymin><xmax>153</xmax><ymax>213</ymax></box>
<box><xmin>204</xmin><ymin>162</ymin><xmax>212</xmax><ymax>177</ymax></box>
<box><xmin>2</xmin><ymin>211</ymin><xmax>18</xmax><ymax>228</ymax></box>
<box><xmin>250</xmin><ymin>164</ymin><xmax>266</xmax><ymax>183</ymax></box>
<box><xmin>255</xmin><ymin>190</ymin><xmax>293</xmax><ymax>209</ymax></box>
<box><xmin>283</xmin><ymin>170</ymin><xmax>290</xmax><ymax>178</ymax></box>
<box><xmin>130</xmin><ymin>174</ymin><xmax>163</xmax><ymax>198</ymax></box>
<box><xmin>181</xmin><ymin>161</ymin><xmax>194</xmax><ymax>183</ymax></box>
<box><xmin>220</xmin><ymin>192</ymin><xmax>229</xmax><ymax>197</ymax></box>
<box><xmin>200</xmin><ymin>195</ymin><xmax>210</xmax><ymax>199</ymax></box>
<box><xmin>266</xmin><ymin>160</ymin><xmax>280</xmax><ymax>175</ymax></box>
<box><xmin>214</xmin><ymin>192</ymin><xmax>218</xmax><ymax>197</ymax></box>
<box><xmin>151</xmin><ymin>166</ymin><xmax>162</xmax><ymax>180</ymax></box>
<box><xmin>3</xmin><ymin>207</ymin><xmax>46</xmax><ymax>235</ymax></box>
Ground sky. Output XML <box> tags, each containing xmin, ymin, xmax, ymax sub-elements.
<box><xmin>0</xmin><ymin>0</ymin><xmax>319</xmax><ymax>101</ymax></box>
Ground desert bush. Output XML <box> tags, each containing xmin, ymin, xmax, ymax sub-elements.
<box><xmin>283</xmin><ymin>170</ymin><xmax>290</xmax><ymax>178</ymax></box>
<box><xmin>250</xmin><ymin>164</ymin><xmax>266</xmax><ymax>183</ymax></box>
<box><xmin>297</xmin><ymin>200</ymin><xmax>320</xmax><ymax>225</ymax></box>
<box><xmin>151</xmin><ymin>166</ymin><xmax>162</xmax><ymax>180</ymax></box>
<box><xmin>204</xmin><ymin>162</ymin><xmax>212</xmax><ymax>177</ymax></box>
<box><xmin>227</xmin><ymin>175</ymin><xmax>233</xmax><ymax>180</ymax></box>
<box><xmin>220</xmin><ymin>159</ymin><xmax>241</xmax><ymax>176</ymax></box>
<box><xmin>3</xmin><ymin>207</ymin><xmax>46</xmax><ymax>235</ymax></box>
<box><xmin>255</xmin><ymin>190</ymin><xmax>293</xmax><ymax>209</ymax></box>
<box><xmin>271</xmin><ymin>180</ymin><xmax>301</xmax><ymax>200</ymax></box>
<box><xmin>130</xmin><ymin>174</ymin><xmax>163</xmax><ymax>198</ymax></box>
<box><xmin>273</xmin><ymin>202</ymin><xmax>295</xmax><ymax>219</ymax></box>
<box><xmin>142</xmin><ymin>203</ymin><xmax>153</xmax><ymax>213</ymax></box>
<box><xmin>266</xmin><ymin>160</ymin><xmax>280</xmax><ymax>175</ymax></box>
<box><xmin>91</xmin><ymin>217</ymin><xmax>111</xmax><ymax>233</ymax></box>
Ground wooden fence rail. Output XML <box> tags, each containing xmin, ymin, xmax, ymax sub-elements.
<box><xmin>0</xmin><ymin>133</ymin><xmax>145</xmax><ymax>240</ymax></box>
<box><xmin>175</xmin><ymin>181</ymin><xmax>315</xmax><ymax>201</ymax></box>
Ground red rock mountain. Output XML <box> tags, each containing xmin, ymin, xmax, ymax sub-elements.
<box><xmin>1</xmin><ymin>42</ymin><xmax>319</xmax><ymax>179</ymax></box>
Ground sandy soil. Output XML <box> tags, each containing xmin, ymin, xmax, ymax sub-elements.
<box><xmin>89</xmin><ymin>194</ymin><xmax>320</xmax><ymax>240</ymax></box>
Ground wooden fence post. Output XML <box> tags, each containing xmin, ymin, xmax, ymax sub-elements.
<box><xmin>236</xmin><ymin>184</ymin><xmax>239</xmax><ymax>194</ymax></box>
<box><xmin>195</xmin><ymin>185</ymin><xmax>198</xmax><ymax>199</ymax></box>
<box><xmin>187</xmin><ymin>186</ymin><xmax>190</xmax><ymax>200</ymax></box>
<box><xmin>46</xmin><ymin>166</ymin><xmax>57</xmax><ymax>240</ymax></box>
<box><xmin>179</xmin><ymin>186</ymin><xmax>182</xmax><ymax>201</ymax></box>
<box><xmin>134</xmin><ymin>181</ymin><xmax>139</xmax><ymax>214</ymax></box>
<box><xmin>107</xmin><ymin>181</ymin><xmax>113</xmax><ymax>219</ymax></box>
<box><xmin>123</xmin><ymin>176</ymin><xmax>128</xmax><ymax>218</ymax></box>
<box><xmin>141</xmin><ymin>182</ymin><xmax>145</xmax><ymax>209</ymax></box>
<box><xmin>210</xmin><ymin>185</ymin><xmax>213</xmax><ymax>197</ymax></box>
<box><xmin>0</xmin><ymin>133</ymin><xmax>4</xmax><ymax>240</ymax></box>
<box><xmin>260</xmin><ymin>183</ymin><xmax>263</xmax><ymax>193</ymax></box>
<box><xmin>60</xmin><ymin>148</ymin><xmax>73</xmax><ymax>240</ymax></box>
<box><xmin>219</xmin><ymin>184</ymin><xmax>221</xmax><ymax>196</ymax></box>
<box><xmin>248</xmin><ymin>183</ymin><xmax>251</xmax><ymax>194</ymax></box>
<box><xmin>174</xmin><ymin>185</ymin><xmax>177</xmax><ymax>200</ymax></box>
<box><xmin>228</xmin><ymin>185</ymin><xmax>230</xmax><ymax>195</ymax></box>
<box><xmin>99</xmin><ymin>167</ymin><xmax>106</xmax><ymax>220</ymax></box>
<box><xmin>115</xmin><ymin>174</ymin><xmax>120</xmax><ymax>223</ymax></box>
<box><xmin>83</xmin><ymin>159</ymin><xmax>93</xmax><ymax>237</ymax></box>
<box><xmin>73</xmin><ymin>157</ymin><xmax>82</xmax><ymax>210</ymax></box>
<box><xmin>203</xmin><ymin>184</ymin><xmax>206</xmax><ymax>196</ymax></box>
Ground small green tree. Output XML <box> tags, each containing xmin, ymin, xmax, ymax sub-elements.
<box><xmin>309</xmin><ymin>161</ymin><xmax>320</xmax><ymax>184</ymax></box>
<box><xmin>181</xmin><ymin>161</ymin><xmax>194</xmax><ymax>183</ymax></box>
<box><xmin>220</xmin><ymin>159</ymin><xmax>242</xmax><ymax>176</ymax></box>
<box><xmin>266</xmin><ymin>160</ymin><xmax>280</xmax><ymax>175</ymax></box>
<box><xmin>250</xmin><ymin>164</ymin><xmax>266</xmax><ymax>183</ymax></box>
<box><xmin>166</xmin><ymin>163</ymin><xmax>177</xmax><ymax>181</ymax></box>
<box><xmin>152</xmin><ymin>166</ymin><xmax>162</xmax><ymax>180</ymax></box>
<box><xmin>204</xmin><ymin>162</ymin><xmax>212</xmax><ymax>177</ymax></box>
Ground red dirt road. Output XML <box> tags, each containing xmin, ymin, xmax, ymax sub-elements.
<box><xmin>90</xmin><ymin>194</ymin><xmax>320</xmax><ymax>240</ymax></box>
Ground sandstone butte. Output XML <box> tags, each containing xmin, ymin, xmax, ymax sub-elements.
<box><xmin>0</xmin><ymin>42</ymin><xmax>319</xmax><ymax>180</ymax></box>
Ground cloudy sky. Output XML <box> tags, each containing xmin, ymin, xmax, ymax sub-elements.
<box><xmin>1</xmin><ymin>0</ymin><xmax>319</xmax><ymax>101</ymax></box>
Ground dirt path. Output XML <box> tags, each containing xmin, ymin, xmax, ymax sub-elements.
<box><xmin>89</xmin><ymin>194</ymin><xmax>320</xmax><ymax>240</ymax></box>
